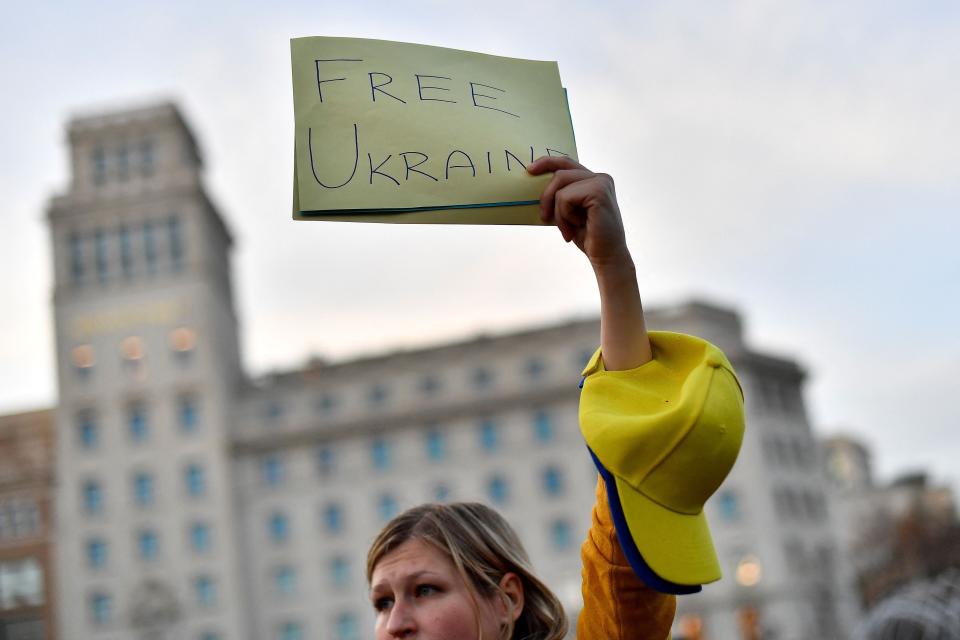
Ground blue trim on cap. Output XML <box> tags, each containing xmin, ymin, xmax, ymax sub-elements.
<box><xmin>588</xmin><ymin>447</ymin><xmax>702</xmax><ymax>595</ymax></box>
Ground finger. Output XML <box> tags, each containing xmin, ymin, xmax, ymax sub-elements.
<box><xmin>554</xmin><ymin>178</ymin><xmax>600</xmax><ymax>237</ymax></box>
<box><xmin>527</xmin><ymin>155</ymin><xmax>587</xmax><ymax>176</ymax></box>
<box><xmin>540</xmin><ymin>169</ymin><xmax>594</xmax><ymax>222</ymax></box>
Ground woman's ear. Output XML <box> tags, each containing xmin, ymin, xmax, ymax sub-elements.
<box><xmin>498</xmin><ymin>572</ymin><xmax>525</xmax><ymax>623</ymax></box>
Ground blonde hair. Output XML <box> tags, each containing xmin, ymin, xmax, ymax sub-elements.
<box><xmin>367</xmin><ymin>502</ymin><xmax>569</xmax><ymax>640</ymax></box>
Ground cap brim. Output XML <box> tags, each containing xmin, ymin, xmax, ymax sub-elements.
<box><xmin>614</xmin><ymin>474</ymin><xmax>721</xmax><ymax>585</ymax></box>
<box><xmin>589</xmin><ymin>449</ymin><xmax>701</xmax><ymax>595</ymax></box>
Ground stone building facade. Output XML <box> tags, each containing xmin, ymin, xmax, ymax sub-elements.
<box><xmin>0</xmin><ymin>409</ymin><xmax>56</xmax><ymax>639</ymax></box>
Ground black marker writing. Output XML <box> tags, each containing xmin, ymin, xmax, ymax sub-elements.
<box><xmin>368</xmin><ymin>72</ymin><xmax>406</xmax><ymax>104</ymax></box>
<box><xmin>399</xmin><ymin>152</ymin><xmax>438</xmax><ymax>182</ymax></box>
<box><xmin>308</xmin><ymin>124</ymin><xmax>359</xmax><ymax>188</ymax></box>
<box><xmin>314</xmin><ymin>59</ymin><xmax>363</xmax><ymax>102</ymax></box>
<box><xmin>445</xmin><ymin>150</ymin><xmax>476</xmax><ymax>179</ymax></box>
<box><xmin>368</xmin><ymin>153</ymin><xmax>400</xmax><ymax>186</ymax></box>
<box><xmin>469</xmin><ymin>82</ymin><xmax>518</xmax><ymax>118</ymax></box>
<box><xmin>416</xmin><ymin>74</ymin><xmax>457</xmax><ymax>104</ymax></box>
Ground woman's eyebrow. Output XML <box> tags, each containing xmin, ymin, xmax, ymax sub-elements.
<box><xmin>371</xmin><ymin>569</ymin><xmax>443</xmax><ymax>592</ymax></box>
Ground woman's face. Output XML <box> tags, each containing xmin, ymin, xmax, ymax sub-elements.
<box><xmin>370</xmin><ymin>538</ymin><xmax>521</xmax><ymax>639</ymax></box>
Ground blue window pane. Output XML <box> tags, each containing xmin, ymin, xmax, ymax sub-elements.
<box><xmin>378</xmin><ymin>493</ymin><xmax>398</xmax><ymax>522</ymax></box>
<box><xmin>143</xmin><ymin>221</ymin><xmax>157</xmax><ymax>273</ymax></box>
<box><xmin>117</xmin><ymin>145</ymin><xmax>130</xmax><ymax>181</ymax></box>
<box><xmin>134</xmin><ymin>472</ymin><xmax>154</xmax><ymax>507</ymax></box>
<box><xmin>94</xmin><ymin>228</ymin><xmax>109</xmax><ymax>284</ymax></box>
<box><xmin>83</xmin><ymin>481</ymin><xmax>103</xmax><ymax>515</ymax></box>
<box><xmin>336</xmin><ymin>613</ymin><xmax>358</xmax><ymax>640</ymax></box>
<box><xmin>69</xmin><ymin>232</ymin><xmax>84</xmax><ymax>285</ymax></box>
<box><xmin>91</xmin><ymin>592</ymin><xmax>111</xmax><ymax>625</ymax></box>
<box><xmin>280</xmin><ymin>622</ymin><xmax>303</xmax><ymax>640</ymax></box>
<box><xmin>525</xmin><ymin>357</ymin><xmax>546</xmax><ymax>380</ymax></box>
<box><xmin>433</xmin><ymin>484</ymin><xmax>450</xmax><ymax>502</ymax></box>
<box><xmin>190</xmin><ymin>522</ymin><xmax>211</xmax><ymax>553</ymax></box>
<box><xmin>128</xmin><ymin>403</ymin><xmax>149</xmax><ymax>443</ymax></box>
<box><xmin>368</xmin><ymin>383</ymin><xmax>389</xmax><ymax>406</ymax></box>
<box><xmin>487</xmin><ymin>475</ymin><xmax>508</xmax><ymax>505</ymax></box>
<box><xmin>140</xmin><ymin>140</ymin><xmax>154</xmax><ymax>176</ymax></box>
<box><xmin>195</xmin><ymin>575</ymin><xmax>216</xmax><ymax>607</ymax></box>
<box><xmin>331</xmin><ymin>556</ymin><xmax>350</xmax><ymax>587</ymax></box>
<box><xmin>185</xmin><ymin>464</ymin><xmax>205</xmax><ymax>497</ymax></box>
<box><xmin>264</xmin><ymin>401</ymin><xmax>284</xmax><ymax>422</ymax></box>
<box><xmin>425</xmin><ymin>428</ymin><xmax>445</xmax><ymax>461</ymax></box>
<box><xmin>550</xmin><ymin>519</ymin><xmax>572</xmax><ymax>550</ymax></box>
<box><xmin>269</xmin><ymin>512</ymin><xmax>289</xmax><ymax>543</ymax></box>
<box><xmin>118</xmin><ymin>225</ymin><xmax>133</xmax><ymax>277</ymax></box>
<box><xmin>179</xmin><ymin>396</ymin><xmax>198</xmax><ymax>432</ymax></box>
<box><xmin>479</xmin><ymin>419</ymin><xmax>499</xmax><ymax>452</ymax></box>
<box><xmin>275</xmin><ymin>565</ymin><xmax>296</xmax><ymax>595</ymax></box>
<box><xmin>419</xmin><ymin>375</ymin><xmax>441</xmax><ymax>396</ymax></box>
<box><xmin>92</xmin><ymin>147</ymin><xmax>106</xmax><ymax>186</ymax></box>
<box><xmin>471</xmin><ymin>367</ymin><xmax>493</xmax><ymax>389</ymax></box>
<box><xmin>78</xmin><ymin>411</ymin><xmax>97</xmax><ymax>449</ymax></box>
<box><xmin>87</xmin><ymin>539</ymin><xmax>107</xmax><ymax>569</ymax></box>
<box><xmin>138</xmin><ymin>530</ymin><xmax>159</xmax><ymax>561</ymax></box>
<box><xmin>168</xmin><ymin>216</ymin><xmax>184</xmax><ymax>269</ymax></box>
<box><xmin>316</xmin><ymin>446</ymin><xmax>335</xmax><ymax>477</ymax></box>
<box><xmin>533</xmin><ymin>410</ymin><xmax>553</xmax><ymax>443</ymax></box>
<box><xmin>371</xmin><ymin>438</ymin><xmax>391</xmax><ymax>471</ymax></box>
<box><xmin>261</xmin><ymin>454</ymin><xmax>285</xmax><ymax>487</ymax></box>
<box><xmin>323</xmin><ymin>503</ymin><xmax>343</xmax><ymax>534</ymax></box>
<box><xmin>543</xmin><ymin>466</ymin><xmax>564</xmax><ymax>497</ymax></box>
<box><xmin>315</xmin><ymin>393</ymin><xmax>338</xmax><ymax>414</ymax></box>
<box><xmin>718</xmin><ymin>491</ymin><xmax>740</xmax><ymax>522</ymax></box>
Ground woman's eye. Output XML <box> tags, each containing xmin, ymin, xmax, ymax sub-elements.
<box><xmin>373</xmin><ymin>597</ymin><xmax>393</xmax><ymax>612</ymax></box>
<box><xmin>415</xmin><ymin>584</ymin><xmax>439</xmax><ymax>597</ymax></box>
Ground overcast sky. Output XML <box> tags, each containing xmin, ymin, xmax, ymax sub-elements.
<box><xmin>2</xmin><ymin>1</ymin><xmax>957</xmax><ymax>490</ymax></box>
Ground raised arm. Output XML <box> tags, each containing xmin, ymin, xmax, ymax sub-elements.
<box><xmin>527</xmin><ymin>156</ymin><xmax>652</xmax><ymax>371</ymax></box>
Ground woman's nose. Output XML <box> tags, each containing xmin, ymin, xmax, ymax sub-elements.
<box><xmin>385</xmin><ymin>599</ymin><xmax>417</xmax><ymax>637</ymax></box>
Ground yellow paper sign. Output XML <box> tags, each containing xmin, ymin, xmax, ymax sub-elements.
<box><xmin>291</xmin><ymin>37</ymin><xmax>578</xmax><ymax>224</ymax></box>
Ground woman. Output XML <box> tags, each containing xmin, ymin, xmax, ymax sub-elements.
<box><xmin>366</xmin><ymin>157</ymin><xmax>745</xmax><ymax>639</ymax></box>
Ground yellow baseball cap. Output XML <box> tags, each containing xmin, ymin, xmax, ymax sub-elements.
<box><xmin>580</xmin><ymin>331</ymin><xmax>745</xmax><ymax>587</ymax></box>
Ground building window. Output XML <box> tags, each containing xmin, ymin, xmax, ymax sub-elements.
<box><xmin>487</xmin><ymin>475</ymin><xmax>508</xmax><ymax>505</ymax></box>
<box><xmin>83</xmin><ymin>481</ymin><xmax>103</xmax><ymax>515</ymax></box>
<box><xmin>179</xmin><ymin>395</ymin><xmax>199</xmax><ymax>432</ymax></box>
<box><xmin>137</xmin><ymin>529</ymin><xmax>159</xmax><ymax>561</ymax></box>
<box><xmin>378</xmin><ymin>493</ymin><xmax>398</xmax><ymax>522</ymax></box>
<box><xmin>525</xmin><ymin>357</ymin><xmax>546</xmax><ymax>381</ymax></box>
<box><xmin>128</xmin><ymin>402</ymin><xmax>149</xmax><ymax>443</ymax></box>
<box><xmin>195</xmin><ymin>575</ymin><xmax>216</xmax><ymax>608</ymax></box>
<box><xmin>189</xmin><ymin>522</ymin><xmax>211</xmax><ymax>554</ymax></box>
<box><xmin>200</xmin><ymin>633</ymin><xmax>221</xmax><ymax>640</ymax></box>
<box><xmin>335</xmin><ymin>613</ymin><xmax>358</xmax><ymax>640</ymax></box>
<box><xmin>143</xmin><ymin>221</ymin><xmax>157</xmax><ymax>273</ymax></box>
<box><xmin>323</xmin><ymin>503</ymin><xmax>343</xmax><ymax>534</ymax></box>
<box><xmin>261</xmin><ymin>454</ymin><xmax>285</xmax><ymax>487</ymax></box>
<box><xmin>69</xmin><ymin>231</ymin><xmax>84</xmax><ymax>285</ymax></box>
<box><xmin>315</xmin><ymin>446</ymin><xmax>335</xmax><ymax>477</ymax></box>
<box><xmin>269</xmin><ymin>512</ymin><xmax>290</xmax><ymax>544</ymax></box>
<box><xmin>185</xmin><ymin>464</ymin><xmax>206</xmax><ymax>498</ymax></box>
<box><xmin>533</xmin><ymin>410</ymin><xmax>553</xmax><ymax>443</ymax></box>
<box><xmin>91</xmin><ymin>146</ymin><xmax>106</xmax><ymax>186</ymax></box>
<box><xmin>371</xmin><ymin>437</ymin><xmax>391</xmax><ymax>471</ymax></box>
<box><xmin>479</xmin><ymin>418</ymin><xmax>499</xmax><ymax>452</ymax></box>
<box><xmin>133</xmin><ymin>472</ymin><xmax>154</xmax><ymax>507</ymax></box>
<box><xmin>368</xmin><ymin>383</ymin><xmax>389</xmax><ymax>407</ymax></box>
<box><xmin>718</xmin><ymin>490</ymin><xmax>741</xmax><ymax>522</ymax></box>
<box><xmin>419</xmin><ymin>374</ymin><xmax>441</xmax><ymax>396</ymax></box>
<box><xmin>275</xmin><ymin>565</ymin><xmax>296</xmax><ymax>595</ymax></box>
<box><xmin>118</xmin><ymin>225</ymin><xmax>133</xmax><ymax>278</ymax></box>
<box><xmin>139</xmin><ymin>139</ymin><xmax>155</xmax><ymax>176</ymax></box>
<box><xmin>168</xmin><ymin>216</ymin><xmax>184</xmax><ymax>270</ymax></box>
<box><xmin>433</xmin><ymin>483</ymin><xmax>450</xmax><ymax>502</ymax></box>
<box><xmin>94</xmin><ymin>228</ymin><xmax>109</xmax><ymax>284</ymax></box>
<box><xmin>425</xmin><ymin>426</ymin><xmax>445</xmax><ymax>461</ymax></box>
<box><xmin>550</xmin><ymin>518</ymin><xmax>572</xmax><ymax>550</ymax></box>
<box><xmin>87</xmin><ymin>538</ymin><xmax>108</xmax><ymax>569</ymax></box>
<box><xmin>279</xmin><ymin>622</ymin><xmax>303</xmax><ymax>640</ymax></box>
<box><xmin>314</xmin><ymin>392</ymin><xmax>338</xmax><ymax>414</ymax></box>
<box><xmin>575</xmin><ymin>347</ymin><xmax>595</xmax><ymax>371</ymax></box>
<box><xmin>264</xmin><ymin>400</ymin><xmax>284</xmax><ymax>423</ymax></box>
<box><xmin>116</xmin><ymin>144</ymin><xmax>130</xmax><ymax>181</ymax></box>
<box><xmin>471</xmin><ymin>366</ymin><xmax>493</xmax><ymax>390</ymax></box>
<box><xmin>331</xmin><ymin>556</ymin><xmax>350</xmax><ymax>587</ymax></box>
<box><xmin>77</xmin><ymin>410</ymin><xmax>98</xmax><ymax>448</ymax></box>
<box><xmin>542</xmin><ymin>466</ymin><xmax>565</xmax><ymax>497</ymax></box>
<box><xmin>71</xmin><ymin>344</ymin><xmax>96</xmax><ymax>379</ymax></box>
<box><xmin>90</xmin><ymin>592</ymin><xmax>111</xmax><ymax>625</ymax></box>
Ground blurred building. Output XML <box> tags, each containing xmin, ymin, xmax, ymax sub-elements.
<box><xmin>823</xmin><ymin>435</ymin><xmax>960</xmax><ymax>610</ymax></box>
<box><xmin>0</xmin><ymin>409</ymin><xmax>56</xmax><ymax>639</ymax></box>
<box><xmin>36</xmin><ymin>101</ymin><xmax>860</xmax><ymax>639</ymax></box>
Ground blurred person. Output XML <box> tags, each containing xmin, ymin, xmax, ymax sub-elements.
<box><xmin>366</xmin><ymin>157</ymin><xmax>746</xmax><ymax>640</ymax></box>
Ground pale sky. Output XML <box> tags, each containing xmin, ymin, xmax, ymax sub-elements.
<box><xmin>2</xmin><ymin>1</ymin><xmax>958</xmax><ymax>490</ymax></box>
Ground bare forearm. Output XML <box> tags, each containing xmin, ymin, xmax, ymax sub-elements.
<box><xmin>594</xmin><ymin>255</ymin><xmax>652</xmax><ymax>371</ymax></box>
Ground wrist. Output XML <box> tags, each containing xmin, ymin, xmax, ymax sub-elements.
<box><xmin>591</xmin><ymin>250</ymin><xmax>636</xmax><ymax>281</ymax></box>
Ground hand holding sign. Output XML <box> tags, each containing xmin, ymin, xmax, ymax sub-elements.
<box><xmin>291</xmin><ymin>37</ymin><xmax>578</xmax><ymax>224</ymax></box>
